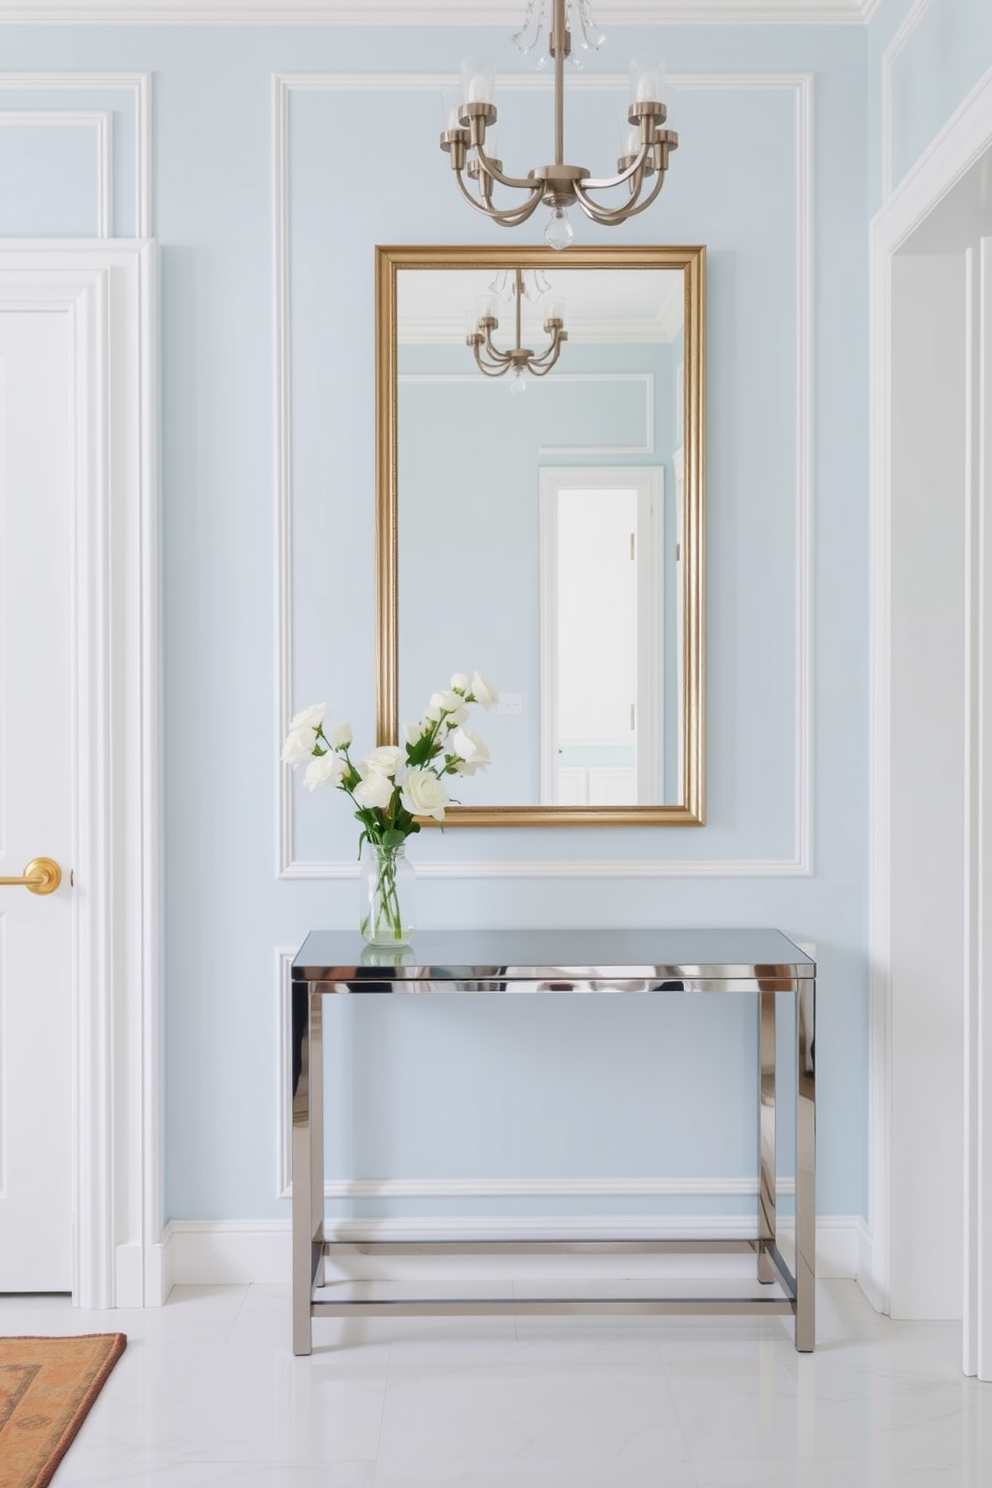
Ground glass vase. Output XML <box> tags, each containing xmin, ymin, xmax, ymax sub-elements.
<box><xmin>359</xmin><ymin>842</ymin><xmax>415</xmax><ymax>947</ymax></box>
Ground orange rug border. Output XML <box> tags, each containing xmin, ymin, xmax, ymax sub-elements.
<box><xmin>0</xmin><ymin>1333</ymin><xmax>126</xmax><ymax>1488</ymax></box>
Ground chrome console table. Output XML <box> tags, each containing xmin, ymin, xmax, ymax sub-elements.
<box><xmin>290</xmin><ymin>928</ymin><xmax>816</xmax><ymax>1354</ymax></box>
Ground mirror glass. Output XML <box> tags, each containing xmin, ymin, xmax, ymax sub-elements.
<box><xmin>376</xmin><ymin>245</ymin><xmax>705</xmax><ymax>827</ymax></box>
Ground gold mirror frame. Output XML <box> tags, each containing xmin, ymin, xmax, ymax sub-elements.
<box><xmin>375</xmin><ymin>243</ymin><xmax>706</xmax><ymax>827</ymax></box>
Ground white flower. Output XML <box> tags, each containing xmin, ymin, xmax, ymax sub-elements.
<box><xmin>404</xmin><ymin>719</ymin><xmax>427</xmax><ymax>746</ymax></box>
<box><xmin>290</xmin><ymin>702</ymin><xmax>327</xmax><ymax>731</ymax></box>
<box><xmin>450</xmin><ymin>672</ymin><xmax>470</xmax><ymax>694</ymax></box>
<box><xmin>361</xmin><ymin>744</ymin><xmax>402</xmax><ymax>777</ymax></box>
<box><xmin>353</xmin><ymin>771</ymin><xmax>395</xmax><ymax>810</ymax></box>
<box><xmin>424</xmin><ymin>704</ymin><xmax>442</xmax><ymax>723</ymax></box>
<box><xmin>429</xmin><ymin>689</ymin><xmax>464</xmax><ymax>715</ymax></box>
<box><xmin>401</xmin><ymin>768</ymin><xmax>449</xmax><ymax>820</ymax></box>
<box><xmin>443</xmin><ymin>706</ymin><xmax>469</xmax><ymax>730</ymax></box>
<box><xmin>327</xmin><ymin>722</ymin><xmax>352</xmax><ymax>750</ymax></box>
<box><xmin>469</xmin><ymin>672</ymin><xmax>498</xmax><ymax>709</ymax></box>
<box><xmin>304</xmin><ymin>753</ymin><xmax>345</xmax><ymax>791</ymax></box>
<box><xmin>282</xmin><ymin>724</ymin><xmax>318</xmax><ymax>764</ymax></box>
<box><xmin>450</xmin><ymin>726</ymin><xmax>491</xmax><ymax>775</ymax></box>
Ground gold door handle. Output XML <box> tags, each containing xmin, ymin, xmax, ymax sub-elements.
<box><xmin>0</xmin><ymin>857</ymin><xmax>62</xmax><ymax>895</ymax></box>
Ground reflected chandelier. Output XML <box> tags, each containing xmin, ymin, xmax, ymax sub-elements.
<box><xmin>467</xmin><ymin>267</ymin><xmax>567</xmax><ymax>391</ymax></box>
<box><xmin>439</xmin><ymin>0</ymin><xmax>678</xmax><ymax>250</ymax></box>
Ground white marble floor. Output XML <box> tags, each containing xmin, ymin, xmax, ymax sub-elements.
<box><xmin>1</xmin><ymin>1280</ymin><xmax>989</xmax><ymax>1487</ymax></box>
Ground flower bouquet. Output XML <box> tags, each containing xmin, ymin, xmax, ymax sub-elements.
<box><xmin>282</xmin><ymin>671</ymin><xmax>497</xmax><ymax>945</ymax></box>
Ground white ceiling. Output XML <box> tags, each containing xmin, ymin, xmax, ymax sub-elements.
<box><xmin>0</xmin><ymin>0</ymin><xmax>877</xmax><ymax>24</ymax></box>
<box><xmin>398</xmin><ymin>266</ymin><xmax>684</xmax><ymax>345</ymax></box>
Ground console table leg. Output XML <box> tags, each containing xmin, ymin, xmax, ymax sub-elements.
<box><xmin>291</xmin><ymin>982</ymin><xmax>314</xmax><ymax>1355</ymax></box>
<box><xmin>795</xmin><ymin>978</ymin><xmax>816</xmax><ymax>1351</ymax></box>
<box><xmin>758</xmin><ymin>989</ymin><xmax>777</xmax><ymax>1284</ymax></box>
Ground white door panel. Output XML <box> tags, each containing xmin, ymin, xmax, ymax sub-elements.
<box><xmin>0</xmin><ymin>309</ymin><xmax>73</xmax><ymax>1290</ymax></box>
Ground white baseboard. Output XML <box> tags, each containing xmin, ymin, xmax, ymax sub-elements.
<box><xmin>164</xmin><ymin>1215</ymin><xmax>866</xmax><ymax>1288</ymax></box>
<box><xmin>856</xmin><ymin>1220</ymin><xmax>888</xmax><ymax>1313</ymax></box>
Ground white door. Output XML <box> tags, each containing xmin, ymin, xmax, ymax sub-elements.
<box><xmin>0</xmin><ymin>308</ymin><xmax>73</xmax><ymax>1290</ymax></box>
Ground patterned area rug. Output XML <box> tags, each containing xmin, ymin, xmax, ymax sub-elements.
<box><xmin>0</xmin><ymin>1334</ymin><xmax>126</xmax><ymax>1488</ymax></box>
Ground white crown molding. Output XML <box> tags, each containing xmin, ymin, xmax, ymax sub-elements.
<box><xmin>0</xmin><ymin>110</ymin><xmax>112</xmax><ymax>236</ymax></box>
<box><xmin>0</xmin><ymin>1</ymin><xmax>876</xmax><ymax>26</ymax></box>
<box><xmin>275</xmin><ymin>72</ymin><xmax>812</xmax><ymax>881</ymax></box>
<box><xmin>0</xmin><ymin>74</ymin><xmax>151</xmax><ymax>236</ymax></box>
<box><xmin>880</xmin><ymin>0</ymin><xmax>932</xmax><ymax>200</ymax></box>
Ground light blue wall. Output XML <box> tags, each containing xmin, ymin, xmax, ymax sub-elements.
<box><xmin>869</xmin><ymin>0</ymin><xmax>992</xmax><ymax>209</ymax></box>
<box><xmin>0</xmin><ymin>21</ymin><xmax>869</xmax><ymax>1227</ymax></box>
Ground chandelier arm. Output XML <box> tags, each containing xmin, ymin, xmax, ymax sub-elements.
<box><xmin>454</xmin><ymin>165</ymin><xmax>544</xmax><ymax>226</ymax></box>
<box><xmin>572</xmin><ymin>162</ymin><xmax>668</xmax><ymax>224</ymax></box>
<box><xmin>526</xmin><ymin>358</ymin><xmax>560</xmax><ymax>377</ymax></box>
<box><xmin>474</xmin><ymin>140</ymin><xmax>541</xmax><ymax>193</ymax></box>
<box><xmin>578</xmin><ymin>142</ymin><xmax>651</xmax><ymax>193</ymax></box>
<box><xmin>528</xmin><ymin>337</ymin><xmax>563</xmax><ymax>369</ymax></box>
<box><xmin>474</xmin><ymin>357</ymin><xmax>512</xmax><ymax>378</ymax></box>
<box><xmin>471</xmin><ymin>336</ymin><xmax>512</xmax><ymax>374</ymax></box>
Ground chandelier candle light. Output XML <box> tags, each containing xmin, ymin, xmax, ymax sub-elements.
<box><xmin>440</xmin><ymin>0</ymin><xmax>678</xmax><ymax>249</ymax></box>
<box><xmin>281</xmin><ymin>673</ymin><xmax>497</xmax><ymax>946</ymax></box>
<box><xmin>468</xmin><ymin>266</ymin><xmax>567</xmax><ymax>391</ymax></box>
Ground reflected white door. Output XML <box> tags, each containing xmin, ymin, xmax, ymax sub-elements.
<box><xmin>540</xmin><ymin>468</ymin><xmax>662</xmax><ymax>805</ymax></box>
<box><xmin>0</xmin><ymin>309</ymin><xmax>73</xmax><ymax>1290</ymax></box>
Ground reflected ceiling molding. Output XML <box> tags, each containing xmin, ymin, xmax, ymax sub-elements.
<box><xmin>274</xmin><ymin>71</ymin><xmax>811</xmax><ymax>877</ymax></box>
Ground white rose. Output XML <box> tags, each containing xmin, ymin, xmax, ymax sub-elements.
<box><xmin>469</xmin><ymin>672</ymin><xmax>498</xmax><ymax>709</ymax></box>
<box><xmin>304</xmin><ymin>753</ymin><xmax>345</xmax><ymax>791</ymax></box>
<box><xmin>281</xmin><ymin>724</ymin><xmax>318</xmax><ymax>764</ymax></box>
<box><xmin>327</xmin><ymin>722</ymin><xmax>352</xmax><ymax>750</ymax></box>
<box><xmin>290</xmin><ymin>702</ymin><xmax>327</xmax><ymax>731</ymax></box>
<box><xmin>404</xmin><ymin>719</ymin><xmax>426</xmax><ymax>746</ymax></box>
<box><xmin>450</xmin><ymin>672</ymin><xmax>470</xmax><ymax>694</ymax></box>
<box><xmin>450</xmin><ymin>725</ymin><xmax>491</xmax><ymax>775</ymax></box>
<box><xmin>429</xmin><ymin>689</ymin><xmax>463</xmax><ymax>715</ymax></box>
<box><xmin>361</xmin><ymin>745</ymin><xmax>402</xmax><ymax>776</ymax></box>
<box><xmin>353</xmin><ymin>771</ymin><xmax>395</xmax><ymax>810</ymax></box>
<box><xmin>401</xmin><ymin>768</ymin><xmax>450</xmax><ymax>821</ymax></box>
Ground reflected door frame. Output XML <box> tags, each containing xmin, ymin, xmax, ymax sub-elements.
<box><xmin>539</xmin><ymin>466</ymin><xmax>662</xmax><ymax>806</ymax></box>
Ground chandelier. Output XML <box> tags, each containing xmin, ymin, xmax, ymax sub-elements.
<box><xmin>466</xmin><ymin>267</ymin><xmax>567</xmax><ymax>392</ymax></box>
<box><xmin>439</xmin><ymin>0</ymin><xmax>678</xmax><ymax>250</ymax></box>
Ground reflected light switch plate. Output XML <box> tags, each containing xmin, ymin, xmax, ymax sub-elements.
<box><xmin>497</xmin><ymin>693</ymin><xmax>522</xmax><ymax>715</ymax></box>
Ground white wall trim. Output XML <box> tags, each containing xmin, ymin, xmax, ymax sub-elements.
<box><xmin>397</xmin><ymin>371</ymin><xmax>656</xmax><ymax>457</ymax></box>
<box><xmin>0</xmin><ymin>110</ymin><xmax>112</xmax><ymax>237</ymax></box>
<box><xmin>164</xmin><ymin>1215</ymin><xmax>864</xmax><ymax>1290</ymax></box>
<box><xmin>0</xmin><ymin>243</ymin><xmax>161</xmax><ymax>1310</ymax></box>
<box><xmin>880</xmin><ymin>0</ymin><xmax>932</xmax><ymax>201</ymax></box>
<box><xmin>0</xmin><ymin>2</ymin><xmax>873</xmax><ymax>25</ymax></box>
<box><xmin>275</xmin><ymin>72</ymin><xmax>813</xmax><ymax>882</ymax></box>
<box><xmin>869</xmin><ymin>68</ymin><xmax>992</xmax><ymax>1339</ymax></box>
<box><xmin>0</xmin><ymin>74</ymin><xmax>151</xmax><ymax>236</ymax></box>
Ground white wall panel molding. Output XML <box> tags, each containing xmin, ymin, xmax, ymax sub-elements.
<box><xmin>397</xmin><ymin>371</ymin><xmax>655</xmax><ymax>456</ymax></box>
<box><xmin>880</xmin><ymin>0</ymin><xmax>932</xmax><ymax>200</ymax></box>
<box><xmin>165</xmin><ymin>1215</ymin><xmax>864</xmax><ymax>1288</ymax></box>
<box><xmin>275</xmin><ymin>72</ymin><xmax>812</xmax><ymax>882</ymax></box>
<box><xmin>0</xmin><ymin>110</ymin><xmax>112</xmax><ymax>236</ymax></box>
<box><xmin>275</xmin><ymin>947</ymin><xmax>805</xmax><ymax>1201</ymax></box>
<box><xmin>0</xmin><ymin>243</ymin><xmax>161</xmax><ymax>1309</ymax></box>
<box><xmin>0</xmin><ymin>74</ymin><xmax>151</xmax><ymax>236</ymax></box>
<box><xmin>0</xmin><ymin>1</ymin><xmax>875</xmax><ymax>25</ymax></box>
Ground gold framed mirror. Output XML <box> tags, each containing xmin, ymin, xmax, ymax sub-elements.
<box><xmin>376</xmin><ymin>243</ymin><xmax>705</xmax><ymax>827</ymax></box>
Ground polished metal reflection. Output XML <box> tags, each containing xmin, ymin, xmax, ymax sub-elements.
<box><xmin>290</xmin><ymin>929</ymin><xmax>816</xmax><ymax>1355</ymax></box>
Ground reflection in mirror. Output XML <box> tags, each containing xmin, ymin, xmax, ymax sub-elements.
<box><xmin>376</xmin><ymin>246</ymin><xmax>705</xmax><ymax>827</ymax></box>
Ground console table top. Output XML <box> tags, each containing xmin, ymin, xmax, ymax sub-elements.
<box><xmin>292</xmin><ymin>927</ymin><xmax>814</xmax><ymax>985</ymax></box>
